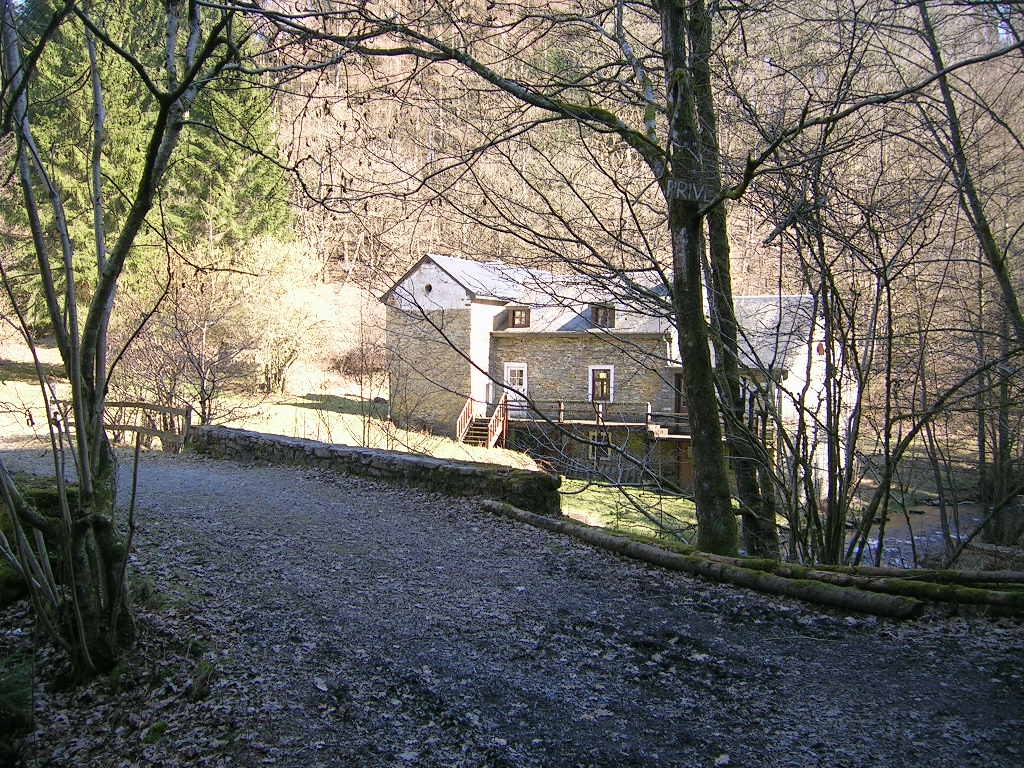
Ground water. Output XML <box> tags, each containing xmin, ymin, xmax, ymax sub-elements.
<box><xmin>867</xmin><ymin>502</ymin><xmax>986</xmax><ymax>567</ymax></box>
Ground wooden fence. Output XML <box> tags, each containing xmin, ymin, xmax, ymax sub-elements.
<box><xmin>51</xmin><ymin>399</ymin><xmax>191</xmax><ymax>453</ymax></box>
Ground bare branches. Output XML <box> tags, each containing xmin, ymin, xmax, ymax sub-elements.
<box><xmin>0</xmin><ymin>0</ymin><xmax>283</xmax><ymax>674</ymax></box>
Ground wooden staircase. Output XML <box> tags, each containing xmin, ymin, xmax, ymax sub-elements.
<box><xmin>462</xmin><ymin>417</ymin><xmax>491</xmax><ymax>446</ymax></box>
<box><xmin>455</xmin><ymin>394</ymin><xmax>509</xmax><ymax>449</ymax></box>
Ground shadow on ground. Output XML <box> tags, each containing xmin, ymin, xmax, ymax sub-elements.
<box><xmin>282</xmin><ymin>393</ymin><xmax>386</xmax><ymax>418</ymax></box>
<box><xmin>0</xmin><ymin>358</ymin><xmax>65</xmax><ymax>385</ymax></box>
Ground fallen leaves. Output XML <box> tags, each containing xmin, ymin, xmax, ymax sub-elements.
<box><xmin>1</xmin><ymin>447</ymin><xmax>1021</xmax><ymax>768</ymax></box>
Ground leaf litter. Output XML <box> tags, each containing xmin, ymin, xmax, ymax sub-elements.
<box><xmin>0</xmin><ymin>445</ymin><xmax>1021</xmax><ymax>767</ymax></box>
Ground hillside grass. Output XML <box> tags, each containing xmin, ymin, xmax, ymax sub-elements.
<box><xmin>559</xmin><ymin>478</ymin><xmax>698</xmax><ymax>551</ymax></box>
<box><xmin>228</xmin><ymin>392</ymin><xmax>537</xmax><ymax>469</ymax></box>
<box><xmin>0</xmin><ymin>338</ymin><xmax>536</xmax><ymax>470</ymax></box>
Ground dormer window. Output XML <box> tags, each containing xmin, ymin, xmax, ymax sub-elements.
<box><xmin>591</xmin><ymin>304</ymin><xmax>615</xmax><ymax>328</ymax></box>
<box><xmin>509</xmin><ymin>307</ymin><xmax>531</xmax><ymax>328</ymax></box>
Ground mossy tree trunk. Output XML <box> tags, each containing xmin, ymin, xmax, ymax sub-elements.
<box><xmin>67</xmin><ymin>431</ymin><xmax>131</xmax><ymax>673</ymax></box>
<box><xmin>0</xmin><ymin>0</ymin><xmax>242</xmax><ymax>676</ymax></box>
<box><xmin>660</xmin><ymin>0</ymin><xmax>738</xmax><ymax>555</ymax></box>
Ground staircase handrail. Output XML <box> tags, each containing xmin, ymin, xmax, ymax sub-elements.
<box><xmin>455</xmin><ymin>397</ymin><xmax>474</xmax><ymax>442</ymax></box>
<box><xmin>487</xmin><ymin>393</ymin><xmax>509</xmax><ymax>448</ymax></box>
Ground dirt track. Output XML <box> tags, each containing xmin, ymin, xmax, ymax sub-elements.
<box><xmin>4</xmin><ymin>444</ymin><xmax>1023</xmax><ymax>768</ymax></box>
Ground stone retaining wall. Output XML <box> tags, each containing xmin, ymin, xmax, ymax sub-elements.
<box><xmin>187</xmin><ymin>426</ymin><xmax>562</xmax><ymax>516</ymax></box>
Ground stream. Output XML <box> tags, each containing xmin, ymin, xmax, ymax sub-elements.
<box><xmin>865</xmin><ymin>502</ymin><xmax>987</xmax><ymax>567</ymax></box>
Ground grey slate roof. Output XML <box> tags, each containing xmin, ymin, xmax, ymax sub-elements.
<box><xmin>427</xmin><ymin>254</ymin><xmax>551</xmax><ymax>301</ymax></box>
<box><xmin>734</xmin><ymin>295</ymin><xmax>817</xmax><ymax>371</ymax></box>
<box><xmin>496</xmin><ymin>304</ymin><xmax>667</xmax><ymax>335</ymax></box>
<box><xmin>387</xmin><ymin>254</ymin><xmax>817</xmax><ymax>370</ymax></box>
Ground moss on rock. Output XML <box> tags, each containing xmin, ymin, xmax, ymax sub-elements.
<box><xmin>0</xmin><ymin>648</ymin><xmax>33</xmax><ymax>761</ymax></box>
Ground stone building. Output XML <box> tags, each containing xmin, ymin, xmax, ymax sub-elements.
<box><xmin>382</xmin><ymin>254</ymin><xmax>827</xmax><ymax>490</ymax></box>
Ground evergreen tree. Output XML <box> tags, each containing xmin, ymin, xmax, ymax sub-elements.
<box><xmin>3</xmin><ymin>0</ymin><xmax>289</xmax><ymax>330</ymax></box>
<box><xmin>165</xmin><ymin>70</ymin><xmax>291</xmax><ymax>260</ymax></box>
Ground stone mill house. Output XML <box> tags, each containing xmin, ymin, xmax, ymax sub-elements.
<box><xmin>382</xmin><ymin>254</ymin><xmax>828</xmax><ymax>490</ymax></box>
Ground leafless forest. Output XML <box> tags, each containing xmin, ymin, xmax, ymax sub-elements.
<box><xmin>1</xmin><ymin>1</ymin><xmax>1022</xmax><ymax>679</ymax></box>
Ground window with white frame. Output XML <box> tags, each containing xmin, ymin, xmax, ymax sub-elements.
<box><xmin>587</xmin><ymin>430</ymin><xmax>611</xmax><ymax>460</ymax></box>
<box><xmin>588</xmin><ymin>365</ymin><xmax>614</xmax><ymax>402</ymax></box>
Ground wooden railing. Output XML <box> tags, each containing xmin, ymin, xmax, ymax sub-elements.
<box><xmin>647</xmin><ymin>410</ymin><xmax>691</xmax><ymax>435</ymax></box>
<box><xmin>503</xmin><ymin>399</ymin><xmax>692</xmax><ymax>434</ymax></box>
<box><xmin>487</xmin><ymin>393</ymin><xmax>509</xmax><ymax>448</ymax></box>
<box><xmin>51</xmin><ymin>399</ymin><xmax>192</xmax><ymax>452</ymax></box>
<box><xmin>509</xmin><ymin>400</ymin><xmax>653</xmax><ymax>424</ymax></box>
<box><xmin>106</xmin><ymin>401</ymin><xmax>191</xmax><ymax>452</ymax></box>
<box><xmin>455</xmin><ymin>397</ymin><xmax>475</xmax><ymax>443</ymax></box>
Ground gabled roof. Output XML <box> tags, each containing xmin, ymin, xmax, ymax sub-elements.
<box><xmin>380</xmin><ymin>253</ymin><xmax>552</xmax><ymax>303</ymax></box>
<box><xmin>382</xmin><ymin>255</ymin><xmax>818</xmax><ymax>371</ymax></box>
<box><xmin>428</xmin><ymin>254</ymin><xmax>550</xmax><ymax>301</ymax></box>
<box><xmin>734</xmin><ymin>295</ymin><xmax>817</xmax><ymax>371</ymax></box>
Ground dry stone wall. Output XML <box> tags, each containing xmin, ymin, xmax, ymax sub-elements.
<box><xmin>188</xmin><ymin>426</ymin><xmax>562</xmax><ymax>516</ymax></box>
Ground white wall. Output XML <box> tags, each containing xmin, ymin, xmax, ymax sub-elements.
<box><xmin>389</xmin><ymin>258</ymin><xmax>506</xmax><ymax>418</ymax></box>
<box><xmin>470</xmin><ymin>301</ymin><xmax>505</xmax><ymax>414</ymax></box>
<box><xmin>392</xmin><ymin>260</ymin><xmax>470</xmax><ymax>311</ymax></box>
<box><xmin>773</xmin><ymin>323</ymin><xmax>834</xmax><ymax>496</ymax></box>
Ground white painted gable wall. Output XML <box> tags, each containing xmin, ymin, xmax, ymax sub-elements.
<box><xmin>391</xmin><ymin>258</ymin><xmax>505</xmax><ymax>417</ymax></box>
<box><xmin>391</xmin><ymin>260</ymin><xmax>471</xmax><ymax>311</ymax></box>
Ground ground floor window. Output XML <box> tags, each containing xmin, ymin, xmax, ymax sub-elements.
<box><xmin>588</xmin><ymin>429</ymin><xmax>611</xmax><ymax>460</ymax></box>
<box><xmin>589</xmin><ymin>365</ymin><xmax>614</xmax><ymax>402</ymax></box>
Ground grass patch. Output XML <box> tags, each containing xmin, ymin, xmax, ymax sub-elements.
<box><xmin>0</xmin><ymin>563</ymin><xmax>24</xmax><ymax>608</ymax></box>
<box><xmin>129</xmin><ymin>575</ymin><xmax>165</xmax><ymax>611</ymax></box>
<box><xmin>0</xmin><ymin>357</ymin><xmax>65</xmax><ymax>386</ymax></box>
<box><xmin>0</xmin><ymin>495</ymin><xmax>21</xmax><ymax>607</ymax></box>
<box><xmin>559</xmin><ymin>478</ymin><xmax>698</xmax><ymax>550</ymax></box>
<box><xmin>231</xmin><ymin>395</ymin><xmax>537</xmax><ymax>470</ymax></box>
<box><xmin>282</xmin><ymin>392</ymin><xmax>386</xmax><ymax>418</ymax></box>
<box><xmin>144</xmin><ymin>720</ymin><xmax>169</xmax><ymax>744</ymax></box>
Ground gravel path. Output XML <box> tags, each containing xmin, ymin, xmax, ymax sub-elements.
<box><xmin>4</xmin><ymin>444</ymin><xmax>1023</xmax><ymax>768</ymax></box>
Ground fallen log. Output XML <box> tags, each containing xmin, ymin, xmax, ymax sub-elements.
<box><xmin>702</xmin><ymin>556</ymin><xmax>1024</xmax><ymax>611</ymax></box>
<box><xmin>788</xmin><ymin>562</ymin><xmax>1024</xmax><ymax>586</ymax></box>
<box><xmin>480</xmin><ymin>500</ymin><xmax>922</xmax><ymax>619</ymax></box>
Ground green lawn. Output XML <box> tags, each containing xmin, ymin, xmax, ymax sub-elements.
<box><xmin>559</xmin><ymin>478</ymin><xmax>698</xmax><ymax>550</ymax></box>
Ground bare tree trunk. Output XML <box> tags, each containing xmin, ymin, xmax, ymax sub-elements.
<box><xmin>0</xmin><ymin>0</ymin><xmax>240</xmax><ymax>676</ymax></box>
<box><xmin>667</xmin><ymin>205</ymin><xmax>737</xmax><ymax>554</ymax></box>
<box><xmin>916</xmin><ymin>0</ymin><xmax>1024</xmax><ymax>345</ymax></box>
<box><xmin>707</xmin><ymin>201</ymin><xmax>778</xmax><ymax>557</ymax></box>
<box><xmin>690</xmin><ymin>0</ymin><xmax>777</xmax><ymax>558</ymax></box>
<box><xmin>660</xmin><ymin>0</ymin><xmax>738</xmax><ymax>556</ymax></box>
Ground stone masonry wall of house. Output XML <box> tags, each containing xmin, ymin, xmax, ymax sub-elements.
<box><xmin>509</xmin><ymin>421</ymin><xmax>691</xmax><ymax>489</ymax></box>
<box><xmin>491</xmin><ymin>333</ymin><xmax>672</xmax><ymax>415</ymax></box>
<box><xmin>387</xmin><ymin>305</ymin><xmax>472</xmax><ymax>436</ymax></box>
<box><xmin>188</xmin><ymin>426</ymin><xmax>562</xmax><ymax>516</ymax></box>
